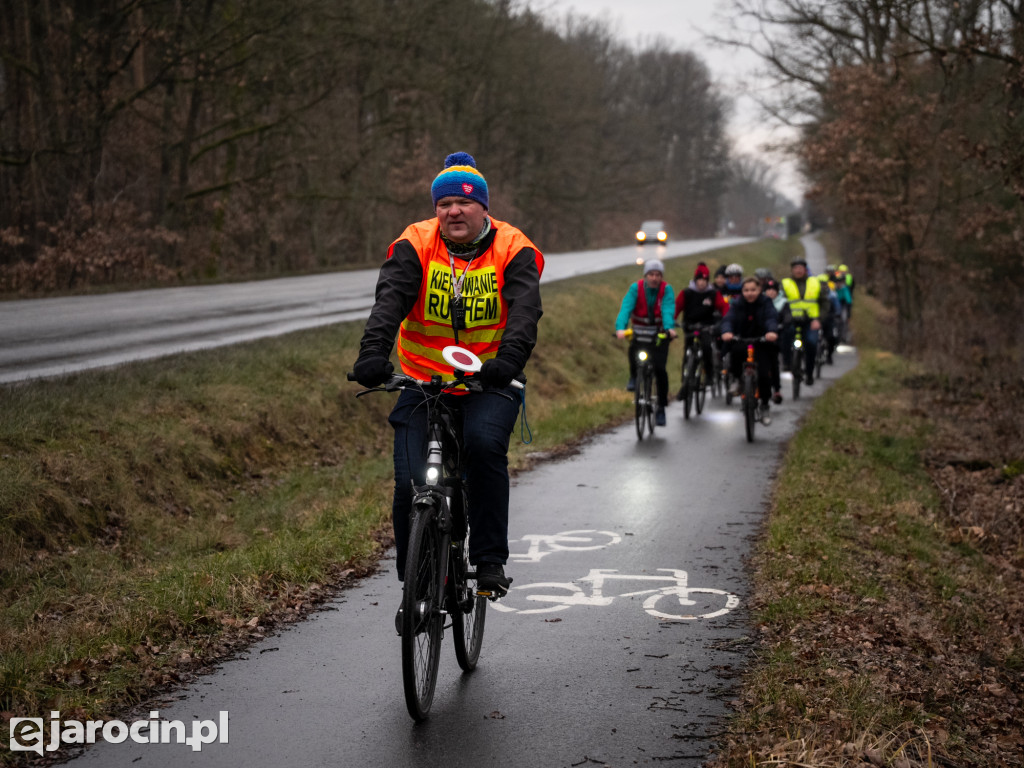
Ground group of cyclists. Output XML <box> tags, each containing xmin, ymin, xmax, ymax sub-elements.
<box><xmin>614</xmin><ymin>256</ymin><xmax>854</xmax><ymax>427</ymax></box>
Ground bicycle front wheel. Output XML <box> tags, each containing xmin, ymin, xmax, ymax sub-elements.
<box><xmin>681</xmin><ymin>348</ymin><xmax>695</xmax><ymax>420</ymax></box>
<box><xmin>450</xmin><ymin>540</ymin><xmax>486</xmax><ymax>672</ymax></box>
<box><xmin>644</xmin><ymin>368</ymin><xmax>655</xmax><ymax>435</ymax></box>
<box><xmin>695</xmin><ymin>356</ymin><xmax>707</xmax><ymax>414</ymax></box>
<box><xmin>792</xmin><ymin>348</ymin><xmax>802</xmax><ymax>400</ymax></box>
<box><xmin>743</xmin><ymin>370</ymin><xmax>756</xmax><ymax>443</ymax></box>
<box><xmin>634</xmin><ymin>373</ymin><xmax>645</xmax><ymax>440</ymax></box>
<box><xmin>402</xmin><ymin>503</ymin><xmax>445</xmax><ymax>721</ymax></box>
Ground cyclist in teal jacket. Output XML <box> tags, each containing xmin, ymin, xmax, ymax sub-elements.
<box><xmin>615</xmin><ymin>259</ymin><xmax>677</xmax><ymax>425</ymax></box>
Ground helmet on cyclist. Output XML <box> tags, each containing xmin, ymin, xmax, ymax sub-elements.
<box><xmin>724</xmin><ymin>263</ymin><xmax>743</xmax><ymax>277</ymax></box>
<box><xmin>790</xmin><ymin>257</ymin><xmax>808</xmax><ymax>268</ymax></box>
<box><xmin>826</xmin><ymin>264</ymin><xmax>837</xmax><ymax>273</ymax></box>
<box><xmin>754</xmin><ymin>267</ymin><xmax>772</xmax><ymax>281</ymax></box>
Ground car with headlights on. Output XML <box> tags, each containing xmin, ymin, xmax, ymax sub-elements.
<box><xmin>636</xmin><ymin>220</ymin><xmax>668</xmax><ymax>245</ymax></box>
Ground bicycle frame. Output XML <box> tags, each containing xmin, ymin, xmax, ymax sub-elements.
<box><xmin>351</xmin><ymin>371</ymin><xmax>504</xmax><ymax>721</ymax></box>
<box><xmin>623</xmin><ymin>327</ymin><xmax>666</xmax><ymax>439</ymax></box>
<box><xmin>734</xmin><ymin>336</ymin><xmax>765</xmax><ymax>443</ymax></box>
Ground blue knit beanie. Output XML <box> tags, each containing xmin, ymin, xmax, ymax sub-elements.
<box><xmin>431</xmin><ymin>152</ymin><xmax>489</xmax><ymax>210</ymax></box>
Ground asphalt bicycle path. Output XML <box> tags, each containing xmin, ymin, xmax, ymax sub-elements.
<box><xmin>64</xmin><ymin>244</ymin><xmax>856</xmax><ymax>768</ymax></box>
<box><xmin>63</xmin><ymin>348</ymin><xmax>859</xmax><ymax>768</ymax></box>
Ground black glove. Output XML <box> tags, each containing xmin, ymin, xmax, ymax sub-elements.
<box><xmin>479</xmin><ymin>357</ymin><xmax>518</xmax><ymax>389</ymax></box>
<box><xmin>352</xmin><ymin>354</ymin><xmax>394</xmax><ymax>387</ymax></box>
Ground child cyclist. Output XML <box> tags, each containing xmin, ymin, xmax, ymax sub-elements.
<box><xmin>721</xmin><ymin>277</ymin><xmax>779</xmax><ymax>425</ymax></box>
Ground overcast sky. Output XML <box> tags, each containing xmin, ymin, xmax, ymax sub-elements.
<box><xmin>534</xmin><ymin>0</ymin><xmax>804</xmax><ymax>204</ymax></box>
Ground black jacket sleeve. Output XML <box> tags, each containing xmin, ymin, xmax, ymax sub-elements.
<box><xmin>496</xmin><ymin>247</ymin><xmax>543</xmax><ymax>372</ymax></box>
<box><xmin>357</xmin><ymin>241</ymin><xmax>422</xmax><ymax>357</ymax></box>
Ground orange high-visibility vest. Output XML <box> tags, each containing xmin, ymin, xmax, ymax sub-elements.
<box><xmin>393</xmin><ymin>218</ymin><xmax>544</xmax><ymax>380</ymax></box>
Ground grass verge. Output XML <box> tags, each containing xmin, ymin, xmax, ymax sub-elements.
<box><xmin>708</xmin><ymin>287</ymin><xmax>1023</xmax><ymax>764</ymax></box>
<box><xmin>0</xmin><ymin>238</ymin><xmax>800</xmax><ymax>762</ymax></box>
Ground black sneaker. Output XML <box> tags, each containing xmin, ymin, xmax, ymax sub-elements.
<box><xmin>626</xmin><ymin>377</ymin><xmax>636</xmax><ymax>392</ymax></box>
<box><xmin>475</xmin><ymin>563</ymin><xmax>512</xmax><ymax>598</ymax></box>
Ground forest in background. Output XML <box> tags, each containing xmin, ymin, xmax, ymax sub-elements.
<box><xmin>729</xmin><ymin>0</ymin><xmax>1024</xmax><ymax>380</ymax></box>
<box><xmin>0</xmin><ymin>0</ymin><xmax>787</xmax><ymax>293</ymax></box>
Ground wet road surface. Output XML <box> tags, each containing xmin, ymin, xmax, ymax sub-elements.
<box><xmin>0</xmin><ymin>238</ymin><xmax>749</xmax><ymax>384</ymax></box>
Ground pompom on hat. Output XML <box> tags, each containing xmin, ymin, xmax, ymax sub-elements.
<box><xmin>431</xmin><ymin>151</ymin><xmax>489</xmax><ymax>210</ymax></box>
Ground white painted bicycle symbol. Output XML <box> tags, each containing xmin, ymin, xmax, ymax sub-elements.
<box><xmin>508</xmin><ymin>529</ymin><xmax>622</xmax><ymax>563</ymax></box>
<box><xmin>491</xmin><ymin>568</ymin><xmax>739</xmax><ymax>621</ymax></box>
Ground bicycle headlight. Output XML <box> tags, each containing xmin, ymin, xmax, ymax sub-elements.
<box><xmin>638</xmin><ymin>350</ymin><xmax>648</xmax><ymax>362</ymax></box>
<box><xmin>794</xmin><ymin>340</ymin><xmax>802</xmax><ymax>348</ymax></box>
<box><xmin>426</xmin><ymin>466</ymin><xmax>440</xmax><ymax>484</ymax></box>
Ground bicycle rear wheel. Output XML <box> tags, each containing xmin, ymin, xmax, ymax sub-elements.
<box><xmin>450</xmin><ymin>539</ymin><xmax>486</xmax><ymax>671</ymax></box>
<box><xmin>402</xmin><ymin>503</ymin><xmax>445</xmax><ymax>721</ymax></box>
<box><xmin>743</xmin><ymin>370</ymin><xmax>756</xmax><ymax>443</ymax></box>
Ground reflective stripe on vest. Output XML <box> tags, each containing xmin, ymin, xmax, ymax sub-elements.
<box><xmin>394</xmin><ymin>217</ymin><xmax>543</xmax><ymax>380</ymax></box>
<box><xmin>631</xmin><ymin>279</ymin><xmax>666</xmax><ymax>327</ymax></box>
<box><xmin>781</xmin><ymin>276</ymin><xmax>821</xmax><ymax>319</ymax></box>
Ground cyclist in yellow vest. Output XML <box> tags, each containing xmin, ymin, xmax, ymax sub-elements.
<box><xmin>781</xmin><ymin>257</ymin><xmax>828</xmax><ymax>385</ymax></box>
<box><xmin>353</xmin><ymin>152</ymin><xmax>544</xmax><ymax>599</ymax></box>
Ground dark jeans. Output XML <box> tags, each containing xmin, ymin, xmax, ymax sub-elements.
<box><xmin>727</xmin><ymin>340</ymin><xmax>775</xmax><ymax>405</ymax></box>
<box><xmin>628</xmin><ymin>339</ymin><xmax>670</xmax><ymax>409</ymax></box>
<box><xmin>781</xmin><ymin>321</ymin><xmax>819</xmax><ymax>378</ymax></box>
<box><xmin>389</xmin><ymin>386</ymin><xmax>520</xmax><ymax>580</ymax></box>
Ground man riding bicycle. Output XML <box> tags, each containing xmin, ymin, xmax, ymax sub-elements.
<box><xmin>780</xmin><ymin>257</ymin><xmax>828</xmax><ymax>385</ymax></box>
<box><xmin>616</xmin><ymin>259</ymin><xmax>677</xmax><ymax>426</ymax></box>
<box><xmin>352</xmin><ymin>151</ymin><xmax>544</xmax><ymax>600</ymax></box>
<box><xmin>674</xmin><ymin>261</ymin><xmax>728</xmax><ymax>401</ymax></box>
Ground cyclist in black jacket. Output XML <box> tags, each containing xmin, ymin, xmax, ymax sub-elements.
<box><xmin>721</xmin><ymin>277</ymin><xmax>780</xmax><ymax>424</ymax></box>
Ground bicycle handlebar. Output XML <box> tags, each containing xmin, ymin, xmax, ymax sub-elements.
<box><xmin>346</xmin><ymin>371</ymin><xmax>524</xmax><ymax>392</ymax></box>
<box><xmin>618</xmin><ymin>328</ymin><xmax>669</xmax><ymax>339</ymax></box>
